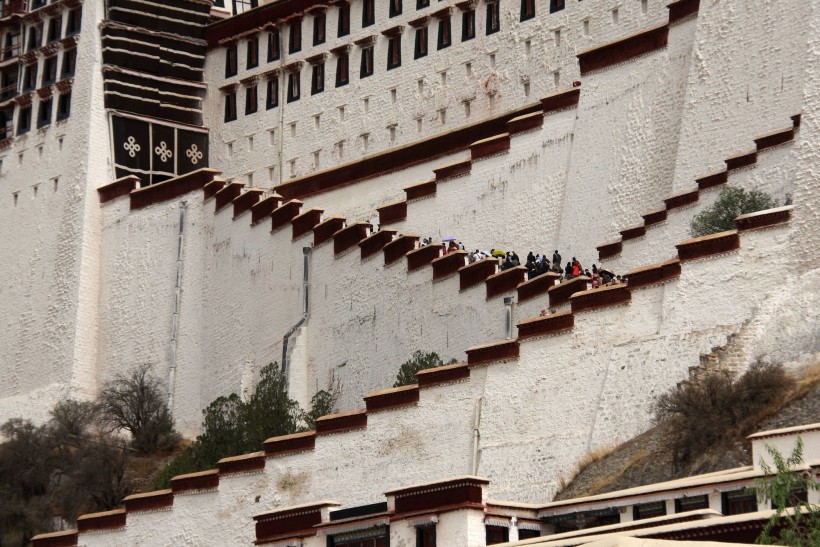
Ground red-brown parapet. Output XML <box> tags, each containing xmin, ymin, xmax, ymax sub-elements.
<box><xmin>625</xmin><ymin>259</ymin><xmax>681</xmax><ymax>289</ymax></box>
<box><xmin>31</xmin><ymin>529</ymin><xmax>78</xmax><ymax>547</ymax></box>
<box><xmin>434</xmin><ymin>158</ymin><xmax>472</xmax><ymax>181</ymax></box>
<box><xmin>250</xmin><ymin>194</ymin><xmax>283</xmax><ymax>225</ymax></box>
<box><xmin>270</xmin><ymin>199</ymin><xmax>303</xmax><ymax>232</ymax></box>
<box><xmin>377</xmin><ymin>199</ymin><xmax>408</xmax><ymax>225</ymax></box>
<box><xmin>725</xmin><ymin>151</ymin><xmax>757</xmax><ymax>171</ymax></box>
<box><xmin>541</xmin><ymin>87</ymin><xmax>581</xmax><ymax>113</ymax></box>
<box><xmin>234</xmin><ymin>188</ymin><xmax>263</xmax><ymax>219</ymax></box>
<box><xmin>517</xmin><ymin>310</ymin><xmax>574</xmax><ymax>340</ymax></box>
<box><xmin>130</xmin><ymin>168</ymin><xmax>220</xmax><ymax>211</ymax></box>
<box><xmin>676</xmin><ymin>230</ymin><xmax>739</xmax><ymax>261</ymax></box>
<box><xmin>214</xmin><ymin>181</ymin><xmax>244</xmax><ymax>212</ymax></box>
<box><xmin>203</xmin><ymin>178</ymin><xmax>227</xmax><ymax>201</ymax></box>
<box><xmin>548</xmin><ymin>276</ymin><xmax>590</xmax><ymax>308</ymax></box>
<box><xmin>76</xmin><ymin>508</ymin><xmax>127</xmax><ymax>533</ymax></box>
<box><xmin>314</xmin><ymin>216</ymin><xmax>346</xmax><ymax>246</ymax></box>
<box><xmin>597</xmin><ymin>240</ymin><xmax>623</xmax><ymax>261</ymax></box>
<box><xmin>170</xmin><ymin>469</ymin><xmax>219</xmax><ymax>493</ymax></box>
<box><xmin>466</xmin><ymin>339</ymin><xmax>519</xmax><ymax>367</ymax></box>
<box><xmin>486</xmin><ymin>266</ymin><xmax>526</xmax><ymax>299</ymax></box>
<box><xmin>359</xmin><ymin>229</ymin><xmax>396</xmax><ymax>259</ymax></box>
<box><xmin>407</xmin><ymin>244</ymin><xmax>443</xmax><ymax>271</ymax></box>
<box><xmin>642</xmin><ymin>208</ymin><xmax>668</xmax><ymax>226</ymax></box>
<box><xmin>471</xmin><ymin>133</ymin><xmax>510</xmax><ymax>160</ymax></box>
<box><xmin>792</xmin><ymin>113</ymin><xmax>801</xmax><ymax>128</ymax></box>
<box><xmin>577</xmin><ymin>24</ymin><xmax>668</xmax><ymax>75</ymax></box>
<box><xmin>570</xmin><ymin>284</ymin><xmax>631</xmax><ymax>313</ymax></box>
<box><xmin>432</xmin><ymin>250</ymin><xmax>468</xmax><ymax>280</ymax></box>
<box><xmin>507</xmin><ymin>111</ymin><xmax>544</xmax><ymax>134</ymax></box>
<box><xmin>664</xmin><ymin>188</ymin><xmax>699</xmax><ymax>210</ymax></box>
<box><xmin>517</xmin><ymin>271</ymin><xmax>559</xmax><ymax>302</ymax></box>
<box><xmin>315</xmin><ymin>409</ymin><xmax>367</xmax><ymax>435</ymax></box>
<box><xmin>123</xmin><ymin>489</ymin><xmax>174</xmax><ymax>513</ymax></box>
<box><xmin>754</xmin><ymin>128</ymin><xmax>794</xmax><ymax>151</ymax></box>
<box><xmin>263</xmin><ymin>431</ymin><xmax>317</xmax><ymax>457</ymax></box>
<box><xmin>734</xmin><ymin>205</ymin><xmax>792</xmax><ymax>231</ymax></box>
<box><xmin>253</xmin><ymin>501</ymin><xmax>340</xmax><ymax>545</ymax></box>
<box><xmin>416</xmin><ymin>362</ymin><xmax>470</xmax><ymax>387</ymax></box>
<box><xmin>384</xmin><ymin>233</ymin><xmax>419</xmax><ymax>265</ymax></box>
<box><xmin>334</xmin><ymin>222</ymin><xmax>371</xmax><ymax>255</ymax></box>
<box><xmin>459</xmin><ymin>257</ymin><xmax>498</xmax><ymax>291</ymax></box>
<box><xmin>695</xmin><ymin>171</ymin><xmax>728</xmax><ymax>191</ymax></box>
<box><xmin>667</xmin><ymin>0</ymin><xmax>700</xmax><ymax>23</ymax></box>
<box><xmin>387</xmin><ymin>476</ymin><xmax>489</xmax><ymax>517</ymax></box>
<box><xmin>405</xmin><ymin>178</ymin><xmax>436</xmax><ymax>201</ymax></box>
<box><xmin>218</xmin><ymin>451</ymin><xmax>266</xmax><ymax>475</ymax></box>
<box><xmin>291</xmin><ymin>207</ymin><xmax>324</xmax><ymax>239</ymax></box>
<box><xmin>620</xmin><ymin>224</ymin><xmax>646</xmax><ymax>241</ymax></box>
<box><xmin>98</xmin><ymin>175</ymin><xmax>140</xmax><ymax>204</ymax></box>
<box><xmin>364</xmin><ymin>385</ymin><xmax>420</xmax><ymax>412</ymax></box>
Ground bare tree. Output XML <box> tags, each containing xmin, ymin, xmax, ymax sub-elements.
<box><xmin>97</xmin><ymin>364</ymin><xmax>179</xmax><ymax>454</ymax></box>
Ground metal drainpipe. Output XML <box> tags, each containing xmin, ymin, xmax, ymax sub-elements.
<box><xmin>168</xmin><ymin>201</ymin><xmax>188</xmax><ymax>411</ymax></box>
<box><xmin>281</xmin><ymin>246</ymin><xmax>312</xmax><ymax>380</ymax></box>
<box><xmin>503</xmin><ymin>296</ymin><xmax>515</xmax><ymax>339</ymax></box>
<box><xmin>471</xmin><ymin>396</ymin><xmax>483</xmax><ymax>475</ymax></box>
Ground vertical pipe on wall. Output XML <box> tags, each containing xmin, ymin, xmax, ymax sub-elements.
<box><xmin>168</xmin><ymin>200</ymin><xmax>187</xmax><ymax>411</ymax></box>
<box><xmin>504</xmin><ymin>296</ymin><xmax>515</xmax><ymax>340</ymax></box>
<box><xmin>281</xmin><ymin>245</ymin><xmax>312</xmax><ymax>381</ymax></box>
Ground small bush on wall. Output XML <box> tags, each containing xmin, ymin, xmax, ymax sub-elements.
<box><xmin>690</xmin><ymin>187</ymin><xmax>777</xmax><ymax>237</ymax></box>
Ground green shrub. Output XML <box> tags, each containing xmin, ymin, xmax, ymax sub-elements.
<box><xmin>690</xmin><ymin>187</ymin><xmax>777</xmax><ymax>237</ymax></box>
<box><xmin>393</xmin><ymin>351</ymin><xmax>458</xmax><ymax>388</ymax></box>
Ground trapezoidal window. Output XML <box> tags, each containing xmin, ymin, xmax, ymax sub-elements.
<box><xmin>56</xmin><ymin>91</ymin><xmax>70</xmax><ymax>120</ymax></box>
<box><xmin>246</xmin><ymin>36</ymin><xmax>258</xmax><ymax>69</ymax></box>
<box><xmin>521</xmin><ymin>0</ymin><xmax>535</xmax><ymax>21</ymax></box>
<box><xmin>266</xmin><ymin>78</ymin><xmax>278</xmax><ymax>109</ymax></box>
<box><xmin>289</xmin><ymin>19</ymin><xmax>302</xmax><ymax>53</ymax></box>
<box><xmin>36</xmin><ymin>97</ymin><xmax>52</xmax><ymax>128</ymax></box>
<box><xmin>267</xmin><ymin>29</ymin><xmax>280</xmax><ymax>61</ymax></box>
<box><xmin>224</xmin><ymin>91</ymin><xmax>237</xmax><ymax>121</ymax></box>
<box><xmin>437</xmin><ymin>16</ymin><xmax>451</xmax><ymax>49</ymax></box>
<box><xmin>360</xmin><ymin>46</ymin><xmax>373</xmax><ymax>78</ymax></box>
<box><xmin>287</xmin><ymin>71</ymin><xmax>300</xmax><ymax>102</ymax></box>
<box><xmin>414</xmin><ymin>26</ymin><xmax>428</xmax><ymax>59</ymax></box>
<box><xmin>486</xmin><ymin>2</ymin><xmax>500</xmax><ymax>35</ymax></box>
<box><xmin>550</xmin><ymin>0</ymin><xmax>566</xmax><ymax>14</ymax></box>
<box><xmin>313</xmin><ymin>12</ymin><xmax>326</xmax><ymax>45</ymax></box>
<box><xmin>362</xmin><ymin>0</ymin><xmax>375</xmax><ymax>27</ymax></box>
<box><xmin>338</xmin><ymin>2</ymin><xmax>350</xmax><ymax>36</ymax></box>
<box><xmin>335</xmin><ymin>52</ymin><xmax>349</xmax><ymax>87</ymax></box>
<box><xmin>389</xmin><ymin>0</ymin><xmax>401</xmax><ymax>18</ymax></box>
<box><xmin>417</xmin><ymin>0</ymin><xmax>429</xmax><ymax>8</ymax></box>
<box><xmin>16</xmin><ymin>105</ymin><xmax>31</xmax><ymax>135</ymax></box>
<box><xmin>462</xmin><ymin>9</ymin><xmax>475</xmax><ymax>41</ymax></box>
<box><xmin>387</xmin><ymin>35</ymin><xmax>401</xmax><ymax>70</ymax></box>
<box><xmin>61</xmin><ymin>49</ymin><xmax>76</xmax><ymax>78</ymax></box>
<box><xmin>225</xmin><ymin>43</ymin><xmax>237</xmax><ymax>77</ymax></box>
<box><xmin>245</xmin><ymin>85</ymin><xmax>257</xmax><ymax>114</ymax></box>
<box><xmin>311</xmin><ymin>62</ymin><xmax>324</xmax><ymax>94</ymax></box>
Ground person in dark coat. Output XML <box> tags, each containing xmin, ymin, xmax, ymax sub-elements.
<box><xmin>553</xmin><ymin>250</ymin><xmax>561</xmax><ymax>266</ymax></box>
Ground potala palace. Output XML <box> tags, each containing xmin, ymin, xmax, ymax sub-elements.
<box><xmin>1</xmin><ymin>0</ymin><xmax>819</xmax><ymax>544</ymax></box>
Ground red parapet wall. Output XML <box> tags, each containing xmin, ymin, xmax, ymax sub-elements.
<box><xmin>31</xmin><ymin>530</ymin><xmax>79</xmax><ymax>547</ymax></box>
<box><xmin>407</xmin><ymin>244</ymin><xmax>443</xmax><ymax>271</ymax></box>
<box><xmin>251</xmin><ymin>194</ymin><xmax>282</xmax><ymax>225</ymax></box>
<box><xmin>315</xmin><ymin>409</ymin><xmax>368</xmax><ymax>435</ymax></box>
<box><xmin>570</xmin><ymin>284</ymin><xmax>631</xmax><ymax>313</ymax></box>
<box><xmin>578</xmin><ymin>24</ymin><xmax>669</xmax><ymax>75</ymax></box>
<box><xmin>263</xmin><ymin>431</ymin><xmax>316</xmax><ymax>457</ymax></box>
<box><xmin>676</xmin><ymin>230</ymin><xmax>740</xmax><ymax>261</ymax></box>
<box><xmin>725</xmin><ymin>151</ymin><xmax>757</xmax><ymax>171</ymax></box>
<box><xmin>664</xmin><ymin>189</ymin><xmax>699</xmax><ymax>210</ymax></box>
<box><xmin>384</xmin><ymin>234</ymin><xmax>419</xmax><ymax>265</ymax></box>
<box><xmin>359</xmin><ymin>229</ymin><xmax>396</xmax><ymax>259</ymax></box>
<box><xmin>626</xmin><ymin>259</ymin><xmax>681</xmax><ymax>289</ymax></box>
<box><xmin>471</xmin><ymin>133</ymin><xmax>510</xmax><ymax>160</ymax></box>
<box><xmin>466</xmin><ymin>339</ymin><xmax>519</xmax><ymax>367</ymax></box>
<box><xmin>203</xmin><ymin>178</ymin><xmax>227</xmax><ymax>201</ymax></box>
<box><xmin>507</xmin><ymin>111</ymin><xmax>544</xmax><ymax>134</ymax></box>
<box><xmin>170</xmin><ymin>469</ymin><xmax>219</xmax><ymax>493</ymax></box>
<box><xmin>364</xmin><ymin>385</ymin><xmax>420</xmax><ymax>412</ymax></box>
<box><xmin>432</xmin><ymin>251</ymin><xmax>468</xmax><ymax>280</ymax></box>
<box><xmin>334</xmin><ymin>222</ymin><xmax>371</xmax><ymax>255</ymax></box>
<box><xmin>291</xmin><ymin>208</ymin><xmax>324</xmax><ymax>239</ymax></box>
<box><xmin>98</xmin><ymin>175</ymin><xmax>139</xmax><ymax>204</ymax></box>
<box><xmin>214</xmin><ymin>181</ymin><xmax>244</xmax><ymax>211</ymax></box>
<box><xmin>517</xmin><ymin>272</ymin><xmax>559</xmax><ymax>302</ymax></box>
<box><xmin>387</xmin><ymin>477</ymin><xmax>488</xmax><ymax>516</ymax></box>
<box><xmin>234</xmin><ymin>189</ymin><xmax>263</xmax><ymax>218</ymax></box>
<box><xmin>377</xmin><ymin>200</ymin><xmax>408</xmax><ymax>225</ymax></box>
<box><xmin>754</xmin><ymin>128</ymin><xmax>794</xmax><ymax>151</ymax></box>
<box><xmin>459</xmin><ymin>258</ymin><xmax>498</xmax><ymax>291</ymax></box>
<box><xmin>123</xmin><ymin>489</ymin><xmax>174</xmax><ymax>513</ymax></box>
<box><xmin>486</xmin><ymin>266</ymin><xmax>526</xmax><ymax>299</ymax></box>
<box><xmin>130</xmin><ymin>168</ymin><xmax>220</xmax><ymax>210</ymax></box>
<box><xmin>270</xmin><ymin>200</ymin><xmax>303</xmax><ymax>232</ymax></box>
<box><xmin>642</xmin><ymin>208</ymin><xmax>668</xmax><ymax>226</ymax></box>
<box><xmin>218</xmin><ymin>451</ymin><xmax>266</xmax><ymax>475</ymax></box>
<box><xmin>548</xmin><ymin>276</ymin><xmax>589</xmax><ymax>307</ymax></box>
<box><xmin>314</xmin><ymin>216</ymin><xmax>346</xmax><ymax>245</ymax></box>
<box><xmin>597</xmin><ymin>241</ymin><xmax>623</xmax><ymax>261</ymax></box>
<box><xmin>620</xmin><ymin>225</ymin><xmax>646</xmax><ymax>241</ymax></box>
<box><xmin>253</xmin><ymin>501</ymin><xmax>335</xmax><ymax>545</ymax></box>
<box><xmin>667</xmin><ymin>0</ymin><xmax>700</xmax><ymax>23</ymax></box>
<box><xmin>416</xmin><ymin>362</ymin><xmax>470</xmax><ymax>387</ymax></box>
<box><xmin>696</xmin><ymin>171</ymin><xmax>727</xmax><ymax>190</ymax></box>
<box><xmin>76</xmin><ymin>508</ymin><xmax>127</xmax><ymax>533</ymax></box>
<box><xmin>735</xmin><ymin>206</ymin><xmax>792</xmax><ymax>231</ymax></box>
<box><xmin>541</xmin><ymin>88</ymin><xmax>581</xmax><ymax>113</ymax></box>
<box><xmin>517</xmin><ymin>311</ymin><xmax>574</xmax><ymax>339</ymax></box>
<box><xmin>434</xmin><ymin>158</ymin><xmax>471</xmax><ymax>181</ymax></box>
<box><xmin>405</xmin><ymin>179</ymin><xmax>437</xmax><ymax>200</ymax></box>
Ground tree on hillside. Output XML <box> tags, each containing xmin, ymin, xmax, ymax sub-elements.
<box><xmin>393</xmin><ymin>351</ymin><xmax>458</xmax><ymax>388</ymax></box>
<box><xmin>97</xmin><ymin>364</ymin><xmax>179</xmax><ymax>454</ymax></box>
<box><xmin>690</xmin><ymin>186</ymin><xmax>777</xmax><ymax>237</ymax></box>
<box><xmin>756</xmin><ymin>438</ymin><xmax>820</xmax><ymax>546</ymax></box>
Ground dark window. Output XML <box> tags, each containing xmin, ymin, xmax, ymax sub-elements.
<box><xmin>65</xmin><ymin>9</ymin><xmax>81</xmax><ymax>35</ymax></box>
<box><xmin>225</xmin><ymin>43</ymin><xmax>237</xmax><ymax>77</ymax></box>
<box><xmin>462</xmin><ymin>9</ymin><xmax>475</xmax><ymax>41</ymax></box>
<box><xmin>224</xmin><ymin>91</ymin><xmax>236</xmax><ymax>121</ymax></box>
<box><xmin>675</xmin><ymin>495</ymin><xmax>709</xmax><ymax>513</ymax></box>
<box><xmin>360</xmin><ymin>46</ymin><xmax>373</xmax><ymax>78</ymax></box>
<box><xmin>389</xmin><ymin>0</ymin><xmax>401</xmax><ymax>17</ymax></box>
<box><xmin>30</xmin><ymin>0</ymin><xmax>46</xmax><ymax>10</ymax></box>
<box><xmin>518</xmin><ymin>529</ymin><xmax>540</xmax><ymax>539</ymax></box>
<box><xmin>416</xmin><ymin>525</ymin><xmax>435</xmax><ymax>547</ymax></box>
<box><xmin>56</xmin><ymin>91</ymin><xmax>70</xmax><ymax>120</ymax></box>
<box><xmin>313</xmin><ymin>12</ymin><xmax>326</xmax><ymax>45</ymax></box>
<box><xmin>550</xmin><ymin>0</ymin><xmax>565</xmax><ymax>14</ymax></box>
<box><xmin>232</xmin><ymin>0</ymin><xmax>256</xmax><ymax>15</ymax></box>
<box><xmin>437</xmin><ymin>16</ymin><xmax>451</xmax><ymax>49</ymax></box>
<box><xmin>0</xmin><ymin>107</ymin><xmax>12</xmax><ymax>139</ymax></box>
<box><xmin>287</xmin><ymin>71</ymin><xmax>300</xmax><ymax>102</ymax></box>
<box><xmin>486</xmin><ymin>2</ymin><xmax>499</xmax><ymax>35</ymax></box>
<box><xmin>721</xmin><ymin>489</ymin><xmax>758</xmax><ymax>516</ymax></box>
<box><xmin>485</xmin><ymin>525</ymin><xmax>509</xmax><ymax>545</ymax></box>
<box><xmin>0</xmin><ymin>68</ymin><xmax>17</xmax><ymax>100</ymax></box>
<box><xmin>3</xmin><ymin>32</ymin><xmax>19</xmax><ymax>60</ymax></box>
<box><xmin>41</xmin><ymin>56</ymin><xmax>57</xmax><ymax>86</ymax></box>
<box><xmin>387</xmin><ymin>36</ymin><xmax>401</xmax><ymax>70</ymax></box>
<box><xmin>36</xmin><ymin>97</ymin><xmax>51</xmax><ymax>128</ymax></box>
<box><xmin>335</xmin><ymin>52</ymin><xmax>349</xmax><ymax>87</ymax></box>
<box><xmin>414</xmin><ymin>27</ymin><xmax>427</xmax><ymax>59</ymax></box>
<box><xmin>46</xmin><ymin>16</ymin><xmax>60</xmax><ymax>43</ymax></box>
<box><xmin>338</xmin><ymin>3</ymin><xmax>350</xmax><ymax>36</ymax></box>
<box><xmin>246</xmin><ymin>36</ymin><xmax>258</xmax><ymax>69</ymax></box>
<box><xmin>22</xmin><ymin>64</ymin><xmax>36</xmax><ymax>91</ymax></box>
<box><xmin>417</xmin><ymin>0</ymin><xmax>429</xmax><ymax>8</ymax></box>
<box><xmin>774</xmin><ymin>487</ymin><xmax>809</xmax><ymax>509</ymax></box>
<box><xmin>521</xmin><ymin>0</ymin><xmax>535</xmax><ymax>21</ymax></box>
<box><xmin>289</xmin><ymin>19</ymin><xmax>301</xmax><ymax>53</ymax></box>
<box><xmin>266</xmin><ymin>78</ymin><xmax>278</xmax><ymax>109</ymax></box>
<box><xmin>311</xmin><ymin>62</ymin><xmax>324</xmax><ymax>94</ymax></box>
<box><xmin>245</xmin><ymin>85</ymin><xmax>257</xmax><ymax>114</ymax></box>
<box><xmin>362</xmin><ymin>0</ymin><xmax>374</xmax><ymax>27</ymax></box>
<box><xmin>27</xmin><ymin>25</ymin><xmax>41</xmax><ymax>52</ymax></box>
<box><xmin>61</xmin><ymin>49</ymin><xmax>76</xmax><ymax>78</ymax></box>
<box><xmin>267</xmin><ymin>29</ymin><xmax>280</xmax><ymax>61</ymax></box>
<box><xmin>633</xmin><ymin>501</ymin><xmax>667</xmax><ymax>521</ymax></box>
<box><xmin>17</xmin><ymin>105</ymin><xmax>31</xmax><ymax>135</ymax></box>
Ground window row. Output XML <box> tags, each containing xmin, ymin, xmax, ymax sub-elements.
<box><xmin>0</xmin><ymin>48</ymin><xmax>76</xmax><ymax>102</ymax></box>
<box><xmin>4</xmin><ymin>8</ymin><xmax>82</xmax><ymax>60</ymax></box>
<box><xmin>225</xmin><ymin>3</ymin><xmax>503</xmax><ymax>78</ymax></box>
<box><xmin>0</xmin><ymin>92</ymin><xmax>71</xmax><ymax>140</ymax></box>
